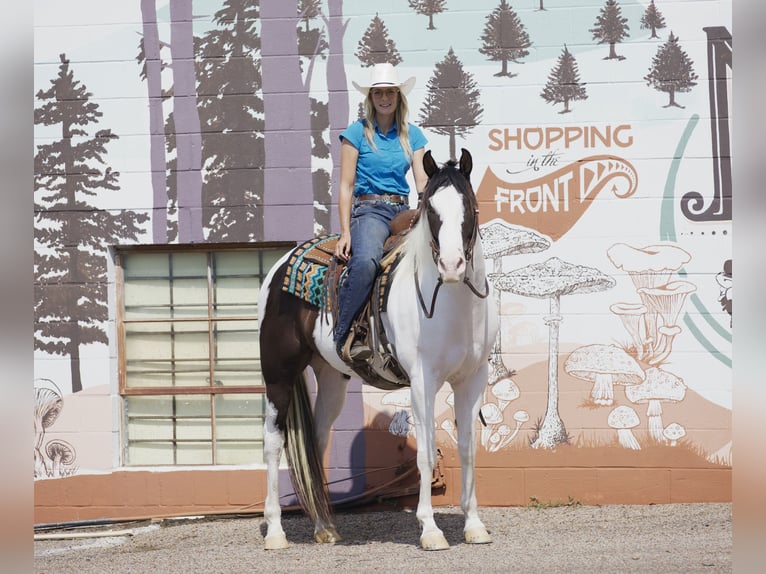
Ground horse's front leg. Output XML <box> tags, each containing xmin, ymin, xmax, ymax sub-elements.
<box><xmin>263</xmin><ymin>400</ymin><xmax>289</xmax><ymax>550</ymax></box>
<box><xmin>453</xmin><ymin>370</ymin><xmax>492</xmax><ymax>544</ymax></box>
<box><xmin>310</xmin><ymin>363</ymin><xmax>349</xmax><ymax>544</ymax></box>
<box><xmin>410</xmin><ymin>377</ymin><xmax>450</xmax><ymax>550</ymax></box>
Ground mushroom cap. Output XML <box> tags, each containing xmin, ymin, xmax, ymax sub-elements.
<box><xmin>625</xmin><ymin>367</ymin><xmax>686</xmax><ymax>403</ymax></box>
<box><xmin>491</xmin><ymin>378</ymin><xmax>520</xmax><ymax>402</ymax></box>
<box><xmin>479</xmin><ymin>219</ymin><xmax>551</xmax><ymax>258</ymax></box>
<box><xmin>564</xmin><ymin>344</ymin><xmax>645</xmax><ymax>385</ymax></box>
<box><xmin>607</xmin><ymin>405</ymin><xmax>640</xmax><ymax>429</ymax></box>
<box><xmin>34</xmin><ymin>379</ymin><xmax>64</xmax><ymax>428</ymax></box>
<box><xmin>497</xmin><ymin>424</ymin><xmax>512</xmax><ymax>436</ymax></box>
<box><xmin>663</xmin><ymin>422</ymin><xmax>687</xmax><ymax>440</ymax></box>
<box><xmin>606</xmin><ymin>243</ymin><xmax>691</xmax><ymax>273</ymax></box>
<box><xmin>637</xmin><ymin>281</ymin><xmax>697</xmax><ymax>308</ymax></box>
<box><xmin>657</xmin><ymin>325</ymin><xmax>682</xmax><ymax>337</ymax></box>
<box><xmin>480</xmin><ymin>403</ymin><xmax>503</xmax><ymax>424</ymax></box>
<box><xmin>513</xmin><ymin>410</ymin><xmax>530</xmax><ymax>423</ymax></box>
<box><xmin>382</xmin><ymin>388</ymin><xmax>411</xmax><ymax>408</ymax></box>
<box><xmin>492</xmin><ymin>257</ymin><xmax>615</xmax><ymax>298</ymax></box>
<box><xmin>609</xmin><ymin>302</ymin><xmax>648</xmax><ymax>316</ymax></box>
<box><xmin>45</xmin><ymin>439</ymin><xmax>76</xmax><ymax>464</ymax></box>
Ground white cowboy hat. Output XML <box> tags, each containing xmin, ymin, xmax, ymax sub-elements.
<box><xmin>352</xmin><ymin>63</ymin><xmax>416</xmax><ymax>96</ymax></box>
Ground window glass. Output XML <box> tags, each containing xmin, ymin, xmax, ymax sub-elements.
<box><xmin>119</xmin><ymin>247</ymin><xmax>290</xmax><ymax>466</ymax></box>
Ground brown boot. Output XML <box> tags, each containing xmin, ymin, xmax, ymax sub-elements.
<box><xmin>340</xmin><ymin>331</ymin><xmax>372</xmax><ymax>362</ymax></box>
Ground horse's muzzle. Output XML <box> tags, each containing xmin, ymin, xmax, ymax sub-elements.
<box><xmin>437</xmin><ymin>255</ymin><xmax>466</xmax><ymax>283</ymax></box>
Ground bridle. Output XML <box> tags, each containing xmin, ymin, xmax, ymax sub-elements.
<box><xmin>414</xmin><ymin>171</ymin><xmax>489</xmax><ymax>319</ymax></box>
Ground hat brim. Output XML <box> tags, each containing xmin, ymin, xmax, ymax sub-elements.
<box><xmin>352</xmin><ymin>76</ymin><xmax>416</xmax><ymax>97</ymax></box>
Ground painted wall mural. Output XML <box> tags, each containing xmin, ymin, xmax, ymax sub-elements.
<box><xmin>33</xmin><ymin>0</ymin><xmax>731</xmax><ymax>493</ymax></box>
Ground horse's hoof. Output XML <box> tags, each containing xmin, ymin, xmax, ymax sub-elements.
<box><xmin>464</xmin><ymin>527</ymin><xmax>492</xmax><ymax>544</ymax></box>
<box><xmin>315</xmin><ymin>526</ymin><xmax>342</xmax><ymax>544</ymax></box>
<box><xmin>420</xmin><ymin>531</ymin><xmax>450</xmax><ymax>551</ymax></box>
<box><xmin>264</xmin><ymin>533</ymin><xmax>289</xmax><ymax>550</ymax></box>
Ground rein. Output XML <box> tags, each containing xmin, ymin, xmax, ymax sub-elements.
<box><xmin>414</xmin><ymin>268</ymin><xmax>490</xmax><ymax>318</ymax></box>
<box><xmin>414</xmin><ymin>212</ymin><xmax>490</xmax><ymax>318</ymax></box>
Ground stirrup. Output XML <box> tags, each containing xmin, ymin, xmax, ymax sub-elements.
<box><xmin>341</xmin><ymin>332</ymin><xmax>372</xmax><ymax>362</ymax></box>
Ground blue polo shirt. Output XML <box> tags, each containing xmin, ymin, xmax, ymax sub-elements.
<box><xmin>340</xmin><ymin>119</ymin><xmax>427</xmax><ymax>197</ymax></box>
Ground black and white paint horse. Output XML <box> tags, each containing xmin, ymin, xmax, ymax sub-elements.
<box><xmin>258</xmin><ymin>149</ymin><xmax>497</xmax><ymax>550</ymax></box>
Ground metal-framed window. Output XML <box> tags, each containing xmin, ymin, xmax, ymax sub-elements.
<box><xmin>116</xmin><ymin>246</ymin><xmax>289</xmax><ymax>466</ymax></box>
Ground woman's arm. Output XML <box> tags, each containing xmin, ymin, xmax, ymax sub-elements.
<box><xmin>335</xmin><ymin>139</ymin><xmax>358</xmax><ymax>262</ymax></box>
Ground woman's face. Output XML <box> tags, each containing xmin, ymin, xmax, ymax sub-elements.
<box><xmin>370</xmin><ymin>87</ymin><xmax>399</xmax><ymax>118</ymax></box>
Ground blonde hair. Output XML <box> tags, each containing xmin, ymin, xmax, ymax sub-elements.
<box><xmin>361</xmin><ymin>90</ymin><xmax>413</xmax><ymax>163</ymax></box>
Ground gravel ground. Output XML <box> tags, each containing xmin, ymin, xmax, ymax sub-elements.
<box><xmin>34</xmin><ymin>503</ymin><xmax>731</xmax><ymax>574</ymax></box>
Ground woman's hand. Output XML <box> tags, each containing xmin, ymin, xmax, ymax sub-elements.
<box><xmin>335</xmin><ymin>232</ymin><xmax>351</xmax><ymax>262</ymax></box>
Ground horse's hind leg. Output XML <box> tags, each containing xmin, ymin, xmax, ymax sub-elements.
<box><xmin>263</xmin><ymin>399</ymin><xmax>289</xmax><ymax>550</ymax></box>
<box><xmin>309</xmin><ymin>360</ymin><xmax>348</xmax><ymax>544</ymax></box>
<box><xmin>453</xmin><ymin>370</ymin><xmax>492</xmax><ymax>544</ymax></box>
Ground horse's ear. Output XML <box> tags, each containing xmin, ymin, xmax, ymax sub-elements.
<box><xmin>423</xmin><ymin>150</ymin><xmax>437</xmax><ymax>178</ymax></box>
<box><xmin>459</xmin><ymin>148</ymin><xmax>473</xmax><ymax>178</ymax></box>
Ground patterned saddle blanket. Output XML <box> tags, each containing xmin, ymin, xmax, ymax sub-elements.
<box><xmin>280</xmin><ymin>233</ymin><xmax>401</xmax><ymax>313</ymax></box>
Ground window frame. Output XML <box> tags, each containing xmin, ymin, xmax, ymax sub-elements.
<box><xmin>115</xmin><ymin>242</ymin><xmax>293</xmax><ymax>466</ymax></box>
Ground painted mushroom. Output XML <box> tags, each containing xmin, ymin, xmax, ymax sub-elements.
<box><xmin>480</xmin><ymin>402</ymin><xmax>504</xmax><ymax>449</ymax></box>
<box><xmin>607</xmin><ymin>405</ymin><xmax>641</xmax><ymax>450</ymax></box>
<box><xmin>564</xmin><ymin>344</ymin><xmax>645</xmax><ymax>406</ymax></box>
<box><xmin>492</xmin><ymin>257</ymin><xmax>615</xmax><ymax>448</ymax></box>
<box><xmin>662</xmin><ymin>422</ymin><xmax>687</xmax><ymax>446</ymax></box>
<box><xmin>636</xmin><ymin>281</ymin><xmax>697</xmax><ymax>364</ymax></box>
<box><xmin>501</xmin><ymin>410</ymin><xmax>530</xmax><ymax>448</ymax></box>
<box><xmin>490</xmin><ymin>376</ymin><xmax>520</xmax><ymax>412</ymax></box>
<box><xmin>481</xmin><ymin>220</ymin><xmax>550</xmax><ymax>375</ymax></box>
<box><xmin>34</xmin><ymin>379</ymin><xmax>64</xmax><ymax>477</ymax></box>
<box><xmin>606</xmin><ymin>243</ymin><xmax>691</xmax><ymax>290</ymax></box>
<box><xmin>625</xmin><ymin>367</ymin><xmax>686</xmax><ymax>442</ymax></box>
<box><xmin>606</xmin><ymin>243</ymin><xmax>692</xmax><ymax>360</ymax></box>
<box><xmin>45</xmin><ymin>439</ymin><xmax>76</xmax><ymax>477</ymax></box>
<box><xmin>382</xmin><ymin>388</ymin><xmax>413</xmax><ymax>437</ymax></box>
<box><xmin>487</xmin><ymin>426</ymin><xmax>506</xmax><ymax>452</ymax></box>
<box><xmin>609</xmin><ymin>302</ymin><xmax>649</xmax><ymax>360</ymax></box>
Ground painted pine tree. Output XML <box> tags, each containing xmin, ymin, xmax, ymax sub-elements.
<box><xmin>169</xmin><ymin>0</ymin><xmax>204</xmax><ymax>243</ymax></box>
<box><xmin>408</xmin><ymin>0</ymin><xmax>447</xmax><ymax>31</ymax></box>
<box><xmin>478</xmin><ymin>0</ymin><xmax>532</xmax><ymax>78</ymax></box>
<box><xmin>309</xmin><ymin>96</ymin><xmax>332</xmax><ymax>235</ymax></box>
<box><xmin>640</xmin><ymin>0</ymin><xmax>666</xmax><ymax>39</ymax></box>
<box><xmin>356</xmin><ymin>14</ymin><xmax>402</xmax><ymax>66</ymax></box>
<box><xmin>325</xmin><ymin>0</ymin><xmax>351</xmax><ymax>234</ymax></box>
<box><xmin>296</xmin><ymin>0</ymin><xmax>333</xmax><ymax>235</ymax></box>
<box><xmin>298</xmin><ymin>0</ymin><xmax>328</xmax><ymax>60</ymax></box>
<box><xmin>418</xmin><ymin>48</ymin><xmax>483</xmax><ymax>161</ymax></box>
<box><xmin>138</xmin><ymin>0</ymin><xmax>169</xmax><ymax>243</ymax></box>
<box><xmin>590</xmin><ymin>0</ymin><xmax>630</xmax><ymax>60</ymax></box>
<box><xmin>194</xmin><ymin>0</ymin><xmax>265</xmax><ymax>242</ymax></box>
<box><xmin>645</xmin><ymin>32</ymin><xmax>698</xmax><ymax>108</ymax></box>
<box><xmin>541</xmin><ymin>46</ymin><xmax>588</xmax><ymax>114</ymax></box>
<box><xmin>261</xmin><ymin>0</ymin><xmax>314</xmax><ymax>240</ymax></box>
<box><xmin>34</xmin><ymin>54</ymin><xmax>148</xmax><ymax>394</ymax></box>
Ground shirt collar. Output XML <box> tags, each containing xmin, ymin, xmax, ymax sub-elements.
<box><xmin>374</xmin><ymin>119</ymin><xmax>398</xmax><ymax>137</ymax></box>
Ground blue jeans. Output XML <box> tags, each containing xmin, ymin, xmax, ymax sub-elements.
<box><xmin>334</xmin><ymin>199</ymin><xmax>410</xmax><ymax>348</ymax></box>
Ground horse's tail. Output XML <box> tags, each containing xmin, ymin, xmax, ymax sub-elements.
<box><xmin>284</xmin><ymin>371</ymin><xmax>333</xmax><ymax>527</ymax></box>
